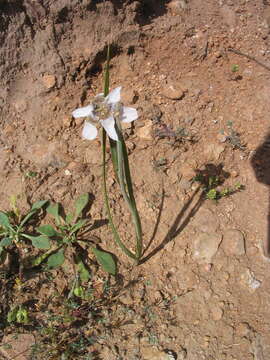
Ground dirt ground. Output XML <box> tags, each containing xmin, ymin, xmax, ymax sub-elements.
<box><xmin>1</xmin><ymin>0</ymin><xmax>270</xmax><ymax>359</ymax></box>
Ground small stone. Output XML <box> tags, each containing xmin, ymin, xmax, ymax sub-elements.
<box><xmin>0</xmin><ymin>333</ymin><xmax>35</xmax><ymax>360</ymax></box>
<box><xmin>62</xmin><ymin>116</ymin><xmax>72</xmax><ymax>127</ymax></box>
<box><xmin>222</xmin><ymin>229</ymin><xmax>245</xmax><ymax>256</ymax></box>
<box><xmin>42</xmin><ymin>74</ymin><xmax>56</xmax><ymax>89</ymax></box>
<box><xmin>161</xmin><ymin>81</ymin><xmax>186</xmax><ymax>100</ymax></box>
<box><xmin>211</xmin><ymin>305</ymin><xmax>223</xmax><ymax>321</ymax></box>
<box><xmin>192</xmin><ymin>208</ymin><xmax>220</xmax><ymax>233</ymax></box>
<box><xmin>240</xmin><ymin>269</ymin><xmax>261</xmax><ymax>292</ymax></box>
<box><xmin>235</xmin><ymin>322</ymin><xmax>250</xmax><ymax>337</ymax></box>
<box><xmin>140</xmin><ymin>347</ymin><xmax>172</xmax><ymax>360</ymax></box>
<box><xmin>167</xmin><ymin>0</ymin><xmax>188</xmax><ymax>14</ymax></box>
<box><xmin>205</xmin><ymin>143</ymin><xmax>225</xmax><ymax>161</ymax></box>
<box><xmin>217</xmin><ymin>133</ymin><xmax>227</xmax><ymax>143</ymax></box>
<box><xmin>85</xmin><ymin>146</ymin><xmax>101</xmax><ymax>165</ymax></box>
<box><xmin>137</xmin><ymin>120</ymin><xmax>153</xmax><ymax>140</ymax></box>
<box><xmin>193</xmin><ymin>232</ymin><xmax>222</xmax><ymax>263</ymax></box>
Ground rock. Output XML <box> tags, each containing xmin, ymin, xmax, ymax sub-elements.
<box><xmin>26</xmin><ymin>141</ymin><xmax>72</xmax><ymax>168</ymax></box>
<box><xmin>217</xmin><ymin>133</ymin><xmax>227</xmax><ymax>143</ymax></box>
<box><xmin>167</xmin><ymin>0</ymin><xmax>188</xmax><ymax>14</ymax></box>
<box><xmin>235</xmin><ymin>322</ymin><xmax>250</xmax><ymax>337</ymax></box>
<box><xmin>193</xmin><ymin>232</ymin><xmax>222</xmax><ymax>263</ymax></box>
<box><xmin>42</xmin><ymin>74</ymin><xmax>56</xmax><ymax>89</ymax></box>
<box><xmin>140</xmin><ymin>347</ymin><xmax>173</xmax><ymax>360</ymax></box>
<box><xmin>222</xmin><ymin>229</ymin><xmax>246</xmax><ymax>256</ymax></box>
<box><xmin>161</xmin><ymin>81</ymin><xmax>186</xmax><ymax>100</ymax></box>
<box><xmin>0</xmin><ymin>333</ymin><xmax>35</xmax><ymax>360</ymax></box>
<box><xmin>240</xmin><ymin>269</ymin><xmax>261</xmax><ymax>293</ymax></box>
<box><xmin>211</xmin><ymin>305</ymin><xmax>224</xmax><ymax>321</ymax></box>
<box><xmin>137</xmin><ymin>120</ymin><xmax>153</xmax><ymax>140</ymax></box>
<box><xmin>84</xmin><ymin>146</ymin><xmax>102</xmax><ymax>165</ymax></box>
<box><xmin>204</xmin><ymin>143</ymin><xmax>225</xmax><ymax>161</ymax></box>
<box><xmin>192</xmin><ymin>208</ymin><xmax>220</xmax><ymax>233</ymax></box>
<box><xmin>62</xmin><ymin>116</ymin><xmax>72</xmax><ymax>127</ymax></box>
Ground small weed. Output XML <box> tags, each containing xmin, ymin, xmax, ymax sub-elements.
<box><xmin>222</xmin><ymin>121</ymin><xmax>246</xmax><ymax>150</ymax></box>
<box><xmin>231</xmin><ymin>64</ymin><xmax>239</xmax><ymax>72</ymax></box>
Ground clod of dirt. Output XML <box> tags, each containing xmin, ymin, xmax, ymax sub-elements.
<box><xmin>0</xmin><ymin>333</ymin><xmax>35</xmax><ymax>360</ymax></box>
<box><xmin>211</xmin><ymin>305</ymin><xmax>224</xmax><ymax>321</ymax></box>
<box><xmin>240</xmin><ymin>269</ymin><xmax>262</xmax><ymax>293</ymax></box>
<box><xmin>193</xmin><ymin>232</ymin><xmax>222</xmax><ymax>263</ymax></box>
<box><xmin>42</xmin><ymin>74</ymin><xmax>56</xmax><ymax>90</ymax></box>
<box><xmin>191</xmin><ymin>207</ymin><xmax>220</xmax><ymax>233</ymax></box>
<box><xmin>167</xmin><ymin>0</ymin><xmax>188</xmax><ymax>15</ymax></box>
<box><xmin>222</xmin><ymin>229</ymin><xmax>246</xmax><ymax>256</ymax></box>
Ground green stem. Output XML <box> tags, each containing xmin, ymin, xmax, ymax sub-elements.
<box><xmin>102</xmin><ymin>129</ymin><xmax>137</xmax><ymax>259</ymax></box>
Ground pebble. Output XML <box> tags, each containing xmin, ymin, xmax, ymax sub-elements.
<box><xmin>193</xmin><ymin>232</ymin><xmax>222</xmax><ymax>263</ymax></box>
<box><xmin>222</xmin><ymin>229</ymin><xmax>246</xmax><ymax>256</ymax></box>
<box><xmin>192</xmin><ymin>208</ymin><xmax>220</xmax><ymax>233</ymax></box>
<box><xmin>161</xmin><ymin>81</ymin><xmax>186</xmax><ymax>100</ymax></box>
<box><xmin>204</xmin><ymin>143</ymin><xmax>225</xmax><ymax>161</ymax></box>
<box><xmin>211</xmin><ymin>305</ymin><xmax>224</xmax><ymax>321</ymax></box>
<box><xmin>137</xmin><ymin>120</ymin><xmax>153</xmax><ymax>140</ymax></box>
<box><xmin>140</xmin><ymin>347</ymin><xmax>174</xmax><ymax>360</ymax></box>
<box><xmin>240</xmin><ymin>269</ymin><xmax>262</xmax><ymax>293</ymax></box>
<box><xmin>0</xmin><ymin>333</ymin><xmax>35</xmax><ymax>360</ymax></box>
<box><xmin>167</xmin><ymin>0</ymin><xmax>188</xmax><ymax>14</ymax></box>
<box><xmin>42</xmin><ymin>74</ymin><xmax>56</xmax><ymax>89</ymax></box>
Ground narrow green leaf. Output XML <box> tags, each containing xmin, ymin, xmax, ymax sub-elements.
<box><xmin>65</xmin><ymin>213</ymin><xmax>74</xmax><ymax>225</ymax></box>
<box><xmin>47</xmin><ymin>249</ymin><xmax>65</xmax><ymax>269</ymax></box>
<box><xmin>0</xmin><ymin>212</ymin><xmax>11</xmax><ymax>229</ymax></box>
<box><xmin>70</xmin><ymin>219</ymin><xmax>88</xmax><ymax>235</ymax></box>
<box><xmin>0</xmin><ymin>237</ymin><xmax>12</xmax><ymax>247</ymax></box>
<box><xmin>31</xmin><ymin>200</ymin><xmax>48</xmax><ymax>211</ymax></box>
<box><xmin>76</xmin><ymin>258</ymin><xmax>90</xmax><ymax>282</ymax></box>
<box><xmin>74</xmin><ymin>193</ymin><xmax>89</xmax><ymax>220</ymax></box>
<box><xmin>92</xmin><ymin>247</ymin><xmax>116</xmax><ymax>275</ymax></box>
<box><xmin>37</xmin><ymin>224</ymin><xmax>58</xmax><ymax>237</ymax></box>
<box><xmin>27</xmin><ymin>235</ymin><xmax>51</xmax><ymax>250</ymax></box>
<box><xmin>46</xmin><ymin>203</ymin><xmax>61</xmax><ymax>224</ymax></box>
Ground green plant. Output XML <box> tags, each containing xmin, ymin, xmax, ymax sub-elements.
<box><xmin>223</xmin><ymin>121</ymin><xmax>246</xmax><ymax>150</ymax></box>
<box><xmin>33</xmin><ymin>194</ymin><xmax>116</xmax><ymax>278</ymax></box>
<box><xmin>0</xmin><ymin>198</ymin><xmax>48</xmax><ymax>276</ymax></box>
<box><xmin>7</xmin><ymin>305</ymin><xmax>29</xmax><ymax>324</ymax></box>
<box><xmin>231</xmin><ymin>64</ymin><xmax>239</xmax><ymax>72</ymax></box>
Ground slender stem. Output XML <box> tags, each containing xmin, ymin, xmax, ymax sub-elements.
<box><xmin>102</xmin><ymin>128</ymin><xmax>137</xmax><ymax>259</ymax></box>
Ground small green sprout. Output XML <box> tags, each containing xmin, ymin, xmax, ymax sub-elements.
<box><xmin>231</xmin><ymin>64</ymin><xmax>239</xmax><ymax>72</ymax></box>
<box><xmin>7</xmin><ymin>305</ymin><xmax>29</xmax><ymax>324</ymax></box>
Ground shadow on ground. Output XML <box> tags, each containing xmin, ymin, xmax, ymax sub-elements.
<box><xmin>251</xmin><ymin>133</ymin><xmax>270</xmax><ymax>257</ymax></box>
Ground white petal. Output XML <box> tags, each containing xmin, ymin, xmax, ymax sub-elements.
<box><xmin>82</xmin><ymin>121</ymin><xmax>98</xmax><ymax>140</ymax></box>
<box><xmin>106</xmin><ymin>87</ymin><xmax>122</xmax><ymax>104</ymax></box>
<box><xmin>101</xmin><ymin>116</ymin><xmax>119</xmax><ymax>141</ymax></box>
<box><xmin>72</xmin><ymin>104</ymin><xmax>93</xmax><ymax>118</ymax></box>
<box><xmin>122</xmin><ymin>107</ymin><xmax>138</xmax><ymax>123</ymax></box>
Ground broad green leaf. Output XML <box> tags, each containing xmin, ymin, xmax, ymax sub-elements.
<box><xmin>31</xmin><ymin>199</ymin><xmax>48</xmax><ymax>211</ymax></box>
<box><xmin>46</xmin><ymin>203</ymin><xmax>61</xmax><ymax>224</ymax></box>
<box><xmin>73</xmin><ymin>286</ymin><xmax>85</xmax><ymax>298</ymax></box>
<box><xmin>76</xmin><ymin>258</ymin><xmax>90</xmax><ymax>282</ymax></box>
<box><xmin>16</xmin><ymin>306</ymin><xmax>29</xmax><ymax>324</ymax></box>
<box><xmin>47</xmin><ymin>249</ymin><xmax>65</xmax><ymax>269</ymax></box>
<box><xmin>0</xmin><ymin>212</ymin><xmax>11</xmax><ymax>229</ymax></box>
<box><xmin>92</xmin><ymin>248</ymin><xmax>116</xmax><ymax>275</ymax></box>
<box><xmin>26</xmin><ymin>235</ymin><xmax>51</xmax><ymax>249</ymax></box>
<box><xmin>74</xmin><ymin>193</ymin><xmax>89</xmax><ymax>220</ymax></box>
<box><xmin>37</xmin><ymin>224</ymin><xmax>58</xmax><ymax>237</ymax></box>
<box><xmin>0</xmin><ymin>237</ymin><xmax>12</xmax><ymax>247</ymax></box>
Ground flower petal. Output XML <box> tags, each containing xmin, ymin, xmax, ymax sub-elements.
<box><xmin>82</xmin><ymin>121</ymin><xmax>98</xmax><ymax>140</ymax></box>
<box><xmin>106</xmin><ymin>87</ymin><xmax>121</xmax><ymax>104</ymax></box>
<box><xmin>72</xmin><ymin>105</ymin><xmax>93</xmax><ymax>118</ymax></box>
<box><xmin>122</xmin><ymin>107</ymin><xmax>138</xmax><ymax>123</ymax></box>
<box><xmin>101</xmin><ymin>116</ymin><xmax>118</xmax><ymax>141</ymax></box>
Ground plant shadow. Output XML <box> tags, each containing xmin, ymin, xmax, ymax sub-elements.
<box><xmin>140</xmin><ymin>163</ymin><xmax>231</xmax><ymax>264</ymax></box>
<box><xmin>250</xmin><ymin>133</ymin><xmax>270</xmax><ymax>257</ymax></box>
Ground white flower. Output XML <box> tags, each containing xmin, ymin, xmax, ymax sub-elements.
<box><xmin>72</xmin><ymin>87</ymin><xmax>138</xmax><ymax>141</ymax></box>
